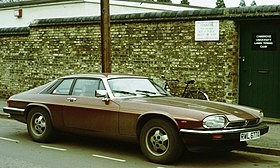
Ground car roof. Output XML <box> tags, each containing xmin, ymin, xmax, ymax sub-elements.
<box><xmin>60</xmin><ymin>73</ymin><xmax>148</xmax><ymax>79</ymax></box>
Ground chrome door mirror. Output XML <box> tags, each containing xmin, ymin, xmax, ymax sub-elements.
<box><xmin>96</xmin><ymin>90</ymin><xmax>111</xmax><ymax>105</ymax></box>
<box><xmin>95</xmin><ymin>90</ymin><xmax>108</xmax><ymax>97</ymax></box>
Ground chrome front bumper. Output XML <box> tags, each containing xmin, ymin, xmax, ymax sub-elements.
<box><xmin>179</xmin><ymin>123</ymin><xmax>269</xmax><ymax>141</ymax></box>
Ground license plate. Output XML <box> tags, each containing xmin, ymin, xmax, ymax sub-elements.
<box><xmin>240</xmin><ymin>130</ymin><xmax>260</xmax><ymax>141</ymax></box>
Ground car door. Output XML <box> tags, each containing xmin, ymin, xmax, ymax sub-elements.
<box><xmin>52</xmin><ymin>78</ymin><xmax>119</xmax><ymax>134</ymax></box>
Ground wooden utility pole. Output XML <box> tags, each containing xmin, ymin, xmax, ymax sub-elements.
<box><xmin>101</xmin><ymin>0</ymin><xmax>112</xmax><ymax>73</ymax></box>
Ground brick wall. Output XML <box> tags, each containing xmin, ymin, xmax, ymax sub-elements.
<box><xmin>111</xmin><ymin>20</ymin><xmax>239</xmax><ymax>103</ymax></box>
<box><xmin>0</xmin><ymin>25</ymin><xmax>102</xmax><ymax>98</ymax></box>
<box><xmin>0</xmin><ymin>9</ymin><xmax>244</xmax><ymax>103</ymax></box>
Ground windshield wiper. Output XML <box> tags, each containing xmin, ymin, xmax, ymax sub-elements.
<box><xmin>135</xmin><ymin>90</ymin><xmax>157</xmax><ymax>96</ymax></box>
<box><xmin>112</xmin><ymin>90</ymin><xmax>137</xmax><ymax>96</ymax></box>
<box><xmin>136</xmin><ymin>90</ymin><xmax>170</xmax><ymax>96</ymax></box>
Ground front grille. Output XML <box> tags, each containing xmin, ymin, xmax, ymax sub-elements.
<box><xmin>247</xmin><ymin>119</ymin><xmax>260</xmax><ymax>127</ymax></box>
<box><xmin>226</xmin><ymin>121</ymin><xmax>246</xmax><ymax>128</ymax></box>
<box><xmin>226</xmin><ymin>118</ymin><xmax>260</xmax><ymax>128</ymax></box>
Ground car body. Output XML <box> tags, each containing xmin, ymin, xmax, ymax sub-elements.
<box><xmin>3</xmin><ymin>74</ymin><xmax>269</xmax><ymax>164</ymax></box>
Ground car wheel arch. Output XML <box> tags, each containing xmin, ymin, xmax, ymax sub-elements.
<box><xmin>136</xmin><ymin>112</ymin><xmax>179</xmax><ymax>140</ymax></box>
<box><xmin>25</xmin><ymin>103</ymin><xmax>53</xmax><ymax>121</ymax></box>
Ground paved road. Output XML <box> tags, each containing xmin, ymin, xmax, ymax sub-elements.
<box><xmin>247</xmin><ymin>123</ymin><xmax>280</xmax><ymax>149</ymax></box>
<box><xmin>1</xmin><ymin>118</ymin><xmax>280</xmax><ymax>168</ymax></box>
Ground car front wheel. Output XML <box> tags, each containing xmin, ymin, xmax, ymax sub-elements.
<box><xmin>139</xmin><ymin>118</ymin><xmax>184</xmax><ymax>164</ymax></box>
<box><xmin>27</xmin><ymin>107</ymin><xmax>54</xmax><ymax>142</ymax></box>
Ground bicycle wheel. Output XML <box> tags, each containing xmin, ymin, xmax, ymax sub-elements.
<box><xmin>197</xmin><ymin>91</ymin><xmax>209</xmax><ymax>100</ymax></box>
<box><xmin>184</xmin><ymin>90</ymin><xmax>209</xmax><ymax>100</ymax></box>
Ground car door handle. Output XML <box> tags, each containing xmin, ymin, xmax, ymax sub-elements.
<box><xmin>67</xmin><ymin>97</ymin><xmax>77</xmax><ymax>102</ymax></box>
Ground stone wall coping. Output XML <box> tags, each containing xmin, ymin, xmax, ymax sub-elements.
<box><xmin>29</xmin><ymin>16</ymin><xmax>101</xmax><ymax>27</ymax></box>
<box><xmin>27</xmin><ymin>5</ymin><xmax>280</xmax><ymax>27</ymax></box>
<box><xmin>0</xmin><ymin>27</ymin><xmax>30</xmax><ymax>36</ymax></box>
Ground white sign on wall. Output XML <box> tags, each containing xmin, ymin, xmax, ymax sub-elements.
<box><xmin>195</xmin><ymin>20</ymin><xmax>219</xmax><ymax>41</ymax></box>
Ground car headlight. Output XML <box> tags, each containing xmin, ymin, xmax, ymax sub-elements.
<box><xmin>203</xmin><ymin>115</ymin><xmax>228</xmax><ymax>129</ymax></box>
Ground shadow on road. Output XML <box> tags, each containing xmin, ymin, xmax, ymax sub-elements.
<box><xmin>36</xmin><ymin>132</ymin><xmax>280</xmax><ymax>167</ymax></box>
<box><xmin>6</xmin><ymin>128</ymin><xmax>280</xmax><ymax>167</ymax></box>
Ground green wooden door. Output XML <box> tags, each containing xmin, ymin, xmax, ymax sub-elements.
<box><xmin>239</xmin><ymin>21</ymin><xmax>280</xmax><ymax>118</ymax></box>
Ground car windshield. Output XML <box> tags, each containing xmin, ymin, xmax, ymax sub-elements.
<box><xmin>108</xmin><ymin>78</ymin><xmax>169</xmax><ymax>97</ymax></box>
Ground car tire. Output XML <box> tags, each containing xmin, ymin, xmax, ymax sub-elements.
<box><xmin>139</xmin><ymin>118</ymin><xmax>184</xmax><ymax>164</ymax></box>
<box><xmin>27</xmin><ymin>107</ymin><xmax>54</xmax><ymax>142</ymax></box>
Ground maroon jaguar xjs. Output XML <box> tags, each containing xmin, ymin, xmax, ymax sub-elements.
<box><xmin>3</xmin><ymin>74</ymin><xmax>269</xmax><ymax>164</ymax></box>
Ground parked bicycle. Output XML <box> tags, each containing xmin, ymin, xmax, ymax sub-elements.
<box><xmin>162</xmin><ymin>76</ymin><xmax>209</xmax><ymax>101</ymax></box>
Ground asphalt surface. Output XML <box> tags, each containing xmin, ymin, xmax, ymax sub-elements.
<box><xmin>1</xmin><ymin>98</ymin><xmax>280</xmax><ymax>156</ymax></box>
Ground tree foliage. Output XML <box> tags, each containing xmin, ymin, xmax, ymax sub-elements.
<box><xmin>251</xmin><ymin>0</ymin><xmax>257</xmax><ymax>6</ymax></box>
<box><xmin>239</xmin><ymin>0</ymin><xmax>246</xmax><ymax>7</ymax></box>
<box><xmin>215</xmin><ymin>0</ymin><xmax>226</xmax><ymax>8</ymax></box>
<box><xmin>157</xmin><ymin>0</ymin><xmax>172</xmax><ymax>3</ymax></box>
<box><xmin>180</xmin><ymin>0</ymin><xmax>190</xmax><ymax>5</ymax></box>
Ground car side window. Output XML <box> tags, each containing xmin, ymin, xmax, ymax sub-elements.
<box><xmin>52</xmin><ymin>79</ymin><xmax>74</xmax><ymax>95</ymax></box>
<box><xmin>72</xmin><ymin>79</ymin><xmax>105</xmax><ymax>97</ymax></box>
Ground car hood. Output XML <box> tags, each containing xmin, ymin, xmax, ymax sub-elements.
<box><xmin>119</xmin><ymin>96</ymin><xmax>260</xmax><ymax>121</ymax></box>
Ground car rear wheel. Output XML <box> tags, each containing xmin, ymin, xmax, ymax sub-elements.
<box><xmin>139</xmin><ymin>118</ymin><xmax>184</xmax><ymax>164</ymax></box>
<box><xmin>27</xmin><ymin>107</ymin><xmax>54</xmax><ymax>142</ymax></box>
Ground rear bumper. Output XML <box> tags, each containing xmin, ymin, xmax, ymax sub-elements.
<box><xmin>3</xmin><ymin>106</ymin><xmax>25</xmax><ymax>115</ymax></box>
<box><xmin>3</xmin><ymin>106</ymin><xmax>26</xmax><ymax>123</ymax></box>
